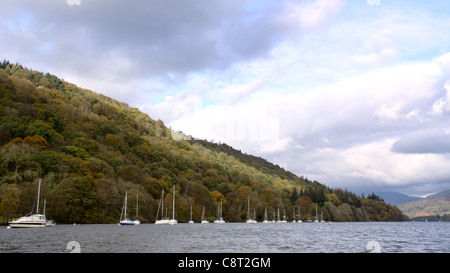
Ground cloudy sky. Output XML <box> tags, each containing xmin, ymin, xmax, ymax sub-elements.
<box><xmin>2</xmin><ymin>0</ymin><xmax>450</xmax><ymax>196</ymax></box>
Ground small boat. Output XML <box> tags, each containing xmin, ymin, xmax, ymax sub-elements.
<box><xmin>246</xmin><ymin>197</ymin><xmax>257</xmax><ymax>224</ymax></box>
<box><xmin>214</xmin><ymin>200</ymin><xmax>225</xmax><ymax>224</ymax></box>
<box><xmin>189</xmin><ymin>205</ymin><xmax>194</xmax><ymax>224</ymax></box>
<box><xmin>276</xmin><ymin>208</ymin><xmax>282</xmax><ymax>223</ymax></box>
<box><xmin>8</xmin><ymin>179</ymin><xmax>54</xmax><ymax>228</ymax></box>
<box><xmin>201</xmin><ymin>206</ymin><xmax>209</xmax><ymax>224</ymax></box>
<box><xmin>263</xmin><ymin>207</ymin><xmax>269</xmax><ymax>223</ymax></box>
<box><xmin>281</xmin><ymin>209</ymin><xmax>287</xmax><ymax>223</ymax></box>
<box><xmin>297</xmin><ymin>207</ymin><xmax>303</xmax><ymax>223</ymax></box>
<box><xmin>118</xmin><ymin>191</ymin><xmax>139</xmax><ymax>226</ymax></box>
<box><xmin>168</xmin><ymin>185</ymin><xmax>177</xmax><ymax>225</ymax></box>
<box><xmin>155</xmin><ymin>188</ymin><xmax>170</xmax><ymax>224</ymax></box>
<box><xmin>314</xmin><ymin>204</ymin><xmax>319</xmax><ymax>223</ymax></box>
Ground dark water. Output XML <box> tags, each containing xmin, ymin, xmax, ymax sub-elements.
<box><xmin>1</xmin><ymin>222</ymin><xmax>448</xmax><ymax>253</ymax></box>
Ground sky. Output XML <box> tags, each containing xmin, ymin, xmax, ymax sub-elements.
<box><xmin>2</xmin><ymin>0</ymin><xmax>450</xmax><ymax>196</ymax></box>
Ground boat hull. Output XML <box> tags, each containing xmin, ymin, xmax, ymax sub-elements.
<box><xmin>155</xmin><ymin>219</ymin><xmax>170</xmax><ymax>224</ymax></box>
<box><xmin>9</xmin><ymin>222</ymin><xmax>47</xmax><ymax>228</ymax></box>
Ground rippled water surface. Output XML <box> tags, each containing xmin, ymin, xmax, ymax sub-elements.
<box><xmin>1</xmin><ymin>222</ymin><xmax>448</xmax><ymax>253</ymax></box>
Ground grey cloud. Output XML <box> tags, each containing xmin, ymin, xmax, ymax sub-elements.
<box><xmin>1</xmin><ymin>0</ymin><xmax>287</xmax><ymax>79</ymax></box>
<box><xmin>391</xmin><ymin>130</ymin><xmax>450</xmax><ymax>154</ymax></box>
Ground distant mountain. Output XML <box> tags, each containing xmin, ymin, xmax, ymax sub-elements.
<box><xmin>425</xmin><ymin>189</ymin><xmax>450</xmax><ymax>201</ymax></box>
<box><xmin>398</xmin><ymin>190</ymin><xmax>450</xmax><ymax>218</ymax></box>
<box><xmin>376</xmin><ymin>192</ymin><xmax>423</xmax><ymax>206</ymax></box>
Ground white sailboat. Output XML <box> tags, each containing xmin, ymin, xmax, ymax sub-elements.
<box><xmin>201</xmin><ymin>206</ymin><xmax>209</xmax><ymax>224</ymax></box>
<box><xmin>168</xmin><ymin>185</ymin><xmax>177</xmax><ymax>225</ymax></box>
<box><xmin>321</xmin><ymin>210</ymin><xmax>325</xmax><ymax>223</ymax></box>
<box><xmin>118</xmin><ymin>191</ymin><xmax>139</xmax><ymax>225</ymax></box>
<box><xmin>189</xmin><ymin>205</ymin><xmax>194</xmax><ymax>224</ymax></box>
<box><xmin>8</xmin><ymin>179</ymin><xmax>54</xmax><ymax>228</ymax></box>
<box><xmin>281</xmin><ymin>209</ymin><xmax>287</xmax><ymax>223</ymax></box>
<box><xmin>292</xmin><ymin>208</ymin><xmax>296</xmax><ymax>223</ymax></box>
<box><xmin>297</xmin><ymin>207</ymin><xmax>303</xmax><ymax>223</ymax></box>
<box><xmin>246</xmin><ymin>196</ymin><xmax>256</xmax><ymax>224</ymax></box>
<box><xmin>214</xmin><ymin>200</ymin><xmax>225</xmax><ymax>224</ymax></box>
<box><xmin>263</xmin><ymin>207</ymin><xmax>269</xmax><ymax>223</ymax></box>
<box><xmin>314</xmin><ymin>203</ymin><xmax>319</xmax><ymax>223</ymax></box>
<box><xmin>276</xmin><ymin>208</ymin><xmax>281</xmax><ymax>223</ymax></box>
<box><xmin>155</xmin><ymin>188</ymin><xmax>170</xmax><ymax>224</ymax></box>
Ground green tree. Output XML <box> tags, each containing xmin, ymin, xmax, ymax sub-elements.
<box><xmin>50</xmin><ymin>176</ymin><xmax>98</xmax><ymax>224</ymax></box>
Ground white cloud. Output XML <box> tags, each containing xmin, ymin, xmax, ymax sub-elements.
<box><xmin>284</xmin><ymin>0</ymin><xmax>346</xmax><ymax>30</ymax></box>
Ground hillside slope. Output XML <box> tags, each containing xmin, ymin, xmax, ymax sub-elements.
<box><xmin>398</xmin><ymin>190</ymin><xmax>450</xmax><ymax>218</ymax></box>
<box><xmin>0</xmin><ymin>61</ymin><xmax>407</xmax><ymax>223</ymax></box>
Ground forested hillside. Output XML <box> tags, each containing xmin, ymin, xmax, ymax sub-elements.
<box><xmin>0</xmin><ymin>61</ymin><xmax>407</xmax><ymax>224</ymax></box>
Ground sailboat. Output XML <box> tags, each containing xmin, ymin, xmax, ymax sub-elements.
<box><xmin>292</xmin><ymin>208</ymin><xmax>296</xmax><ymax>223</ymax></box>
<box><xmin>276</xmin><ymin>208</ymin><xmax>282</xmax><ymax>223</ymax></box>
<box><xmin>320</xmin><ymin>210</ymin><xmax>325</xmax><ymax>223</ymax></box>
<box><xmin>189</xmin><ymin>205</ymin><xmax>194</xmax><ymax>224</ymax></box>
<box><xmin>118</xmin><ymin>191</ymin><xmax>139</xmax><ymax>225</ymax></box>
<box><xmin>263</xmin><ymin>207</ymin><xmax>269</xmax><ymax>223</ymax></box>
<box><xmin>155</xmin><ymin>188</ymin><xmax>170</xmax><ymax>224</ymax></box>
<box><xmin>246</xmin><ymin>196</ymin><xmax>256</xmax><ymax>224</ymax></box>
<box><xmin>214</xmin><ymin>200</ymin><xmax>225</xmax><ymax>224</ymax></box>
<box><xmin>297</xmin><ymin>207</ymin><xmax>302</xmax><ymax>223</ymax></box>
<box><xmin>219</xmin><ymin>200</ymin><xmax>225</xmax><ymax>224</ymax></box>
<box><xmin>201</xmin><ymin>206</ymin><xmax>209</xmax><ymax>224</ymax></box>
<box><xmin>314</xmin><ymin>203</ymin><xmax>319</xmax><ymax>223</ymax></box>
<box><xmin>8</xmin><ymin>179</ymin><xmax>54</xmax><ymax>228</ymax></box>
<box><xmin>281</xmin><ymin>209</ymin><xmax>287</xmax><ymax>223</ymax></box>
<box><xmin>134</xmin><ymin>193</ymin><xmax>140</xmax><ymax>225</ymax></box>
<box><xmin>168</xmin><ymin>185</ymin><xmax>177</xmax><ymax>225</ymax></box>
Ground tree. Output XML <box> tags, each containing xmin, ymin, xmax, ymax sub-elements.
<box><xmin>0</xmin><ymin>183</ymin><xmax>19</xmax><ymax>222</ymax></box>
<box><xmin>325</xmin><ymin>193</ymin><xmax>341</xmax><ymax>206</ymax></box>
<box><xmin>50</xmin><ymin>176</ymin><xmax>98</xmax><ymax>224</ymax></box>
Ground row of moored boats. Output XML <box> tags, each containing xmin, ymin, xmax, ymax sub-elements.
<box><xmin>6</xmin><ymin>180</ymin><xmax>325</xmax><ymax>228</ymax></box>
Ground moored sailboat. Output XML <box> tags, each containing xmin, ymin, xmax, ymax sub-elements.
<box><xmin>246</xmin><ymin>196</ymin><xmax>256</xmax><ymax>224</ymax></box>
<box><xmin>118</xmin><ymin>191</ymin><xmax>139</xmax><ymax>225</ymax></box>
<box><xmin>263</xmin><ymin>207</ymin><xmax>269</xmax><ymax>223</ymax></box>
<box><xmin>155</xmin><ymin>188</ymin><xmax>170</xmax><ymax>224</ymax></box>
<box><xmin>189</xmin><ymin>205</ymin><xmax>194</xmax><ymax>224</ymax></box>
<box><xmin>168</xmin><ymin>185</ymin><xmax>177</xmax><ymax>225</ymax></box>
<box><xmin>201</xmin><ymin>206</ymin><xmax>209</xmax><ymax>224</ymax></box>
<box><xmin>8</xmin><ymin>179</ymin><xmax>54</xmax><ymax>228</ymax></box>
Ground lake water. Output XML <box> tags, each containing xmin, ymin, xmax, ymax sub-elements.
<box><xmin>1</xmin><ymin>222</ymin><xmax>448</xmax><ymax>253</ymax></box>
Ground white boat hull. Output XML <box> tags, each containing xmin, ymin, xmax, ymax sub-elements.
<box><xmin>9</xmin><ymin>222</ymin><xmax>46</xmax><ymax>228</ymax></box>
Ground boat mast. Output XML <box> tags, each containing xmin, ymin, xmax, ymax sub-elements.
<box><xmin>124</xmin><ymin>191</ymin><xmax>128</xmax><ymax>219</ymax></box>
<box><xmin>161</xmin><ymin>188</ymin><xmax>164</xmax><ymax>218</ymax></box>
<box><xmin>172</xmin><ymin>185</ymin><xmax>175</xmax><ymax>220</ymax></box>
<box><xmin>315</xmin><ymin>203</ymin><xmax>318</xmax><ymax>222</ymax></box>
<box><xmin>36</xmin><ymin>179</ymin><xmax>41</xmax><ymax>214</ymax></box>
<box><xmin>136</xmin><ymin>192</ymin><xmax>139</xmax><ymax>219</ymax></box>
<box><xmin>247</xmin><ymin>196</ymin><xmax>250</xmax><ymax>220</ymax></box>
